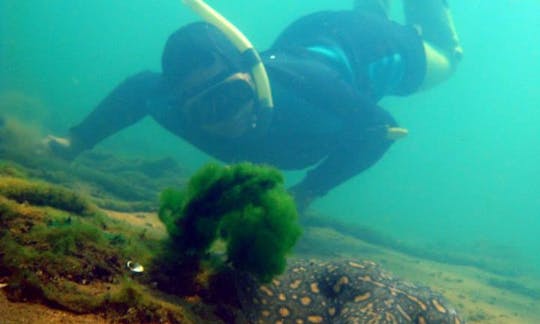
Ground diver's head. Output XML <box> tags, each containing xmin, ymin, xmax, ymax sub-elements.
<box><xmin>181</xmin><ymin>72</ymin><xmax>257</xmax><ymax>138</ymax></box>
<box><xmin>162</xmin><ymin>23</ymin><xmax>258</xmax><ymax>138</ymax></box>
<box><xmin>162</xmin><ymin>23</ymin><xmax>240</xmax><ymax>93</ymax></box>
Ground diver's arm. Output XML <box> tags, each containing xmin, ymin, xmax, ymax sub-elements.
<box><xmin>290</xmin><ymin>106</ymin><xmax>396</xmax><ymax>211</ymax></box>
<box><xmin>291</xmin><ymin>133</ymin><xmax>393</xmax><ymax>212</ymax></box>
<box><xmin>48</xmin><ymin>71</ymin><xmax>164</xmax><ymax>159</ymax></box>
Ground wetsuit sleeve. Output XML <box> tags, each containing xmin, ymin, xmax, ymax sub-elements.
<box><xmin>291</xmin><ymin>103</ymin><xmax>396</xmax><ymax>207</ymax></box>
<box><xmin>69</xmin><ymin>71</ymin><xmax>165</xmax><ymax>150</ymax></box>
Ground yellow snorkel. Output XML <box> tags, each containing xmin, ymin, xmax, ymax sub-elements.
<box><xmin>182</xmin><ymin>0</ymin><xmax>274</xmax><ymax>110</ymax></box>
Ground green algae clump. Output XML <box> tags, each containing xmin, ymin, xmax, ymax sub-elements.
<box><xmin>159</xmin><ymin>162</ymin><xmax>302</xmax><ymax>283</ymax></box>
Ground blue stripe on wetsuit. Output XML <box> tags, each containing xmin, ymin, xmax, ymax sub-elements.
<box><xmin>307</xmin><ymin>45</ymin><xmax>406</xmax><ymax>98</ymax></box>
<box><xmin>368</xmin><ymin>53</ymin><xmax>405</xmax><ymax>97</ymax></box>
<box><xmin>307</xmin><ymin>45</ymin><xmax>355</xmax><ymax>84</ymax></box>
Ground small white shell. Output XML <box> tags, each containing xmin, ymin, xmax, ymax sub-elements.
<box><xmin>126</xmin><ymin>260</ymin><xmax>144</xmax><ymax>273</ymax></box>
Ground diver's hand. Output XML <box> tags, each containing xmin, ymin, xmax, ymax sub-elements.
<box><xmin>43</xmin><ymin>135</ymin><xmax>78</xmax><ymax>160</ymax></box>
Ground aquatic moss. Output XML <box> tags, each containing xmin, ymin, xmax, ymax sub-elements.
<box><xmin>102</xmin><ymin>280</ymin><xmax>194</xmax><ymax>323</ymax></box>
<box><xmin>0</xmin><ymin>197</ymin><xmax>200</xmax><ymax>322</ymax></box>
<box><xmin>158</xmin><ymin>162</ymin><xmax>302</xmax><ymax>283</ymax></box>
<box><xmin>0</xmin><ymin>117</ymin><xmax>186</xmax><ymax>211</ymax></box>
<box><xmin>0</xmin><ymin>153</ymin><xmax>185</xmax><ymax>212</ymax></box>
<box><xmin>0</xmin><ymin>195</ymin><xmax>29</xmax><ymax>223</ymax></box>
<box><xmin>91</xmin><ymin>197</ymin><xmax>156</xmax><ymax>213</ymax></box>
<box><xmin>0</xmin><ymin>161</ymin><xmax>26</xmax><ymax>177</ymax></box>
<box><xmin>0</xmin><ymin>186</ymin><xmax>146</xmax><ymax>317</ymax></box>
<box><xmin>0</xmin><ymin>177</ymin><xmax>92</xmax><ymax>214</ymax></box>
<box><xmin>220</xmin><ymin>189</ymin><xmax>301</xmax><ymax>282</ymax></box>
<box><xmin>0</xmin><ymin>218</ymin><xmax>119</xmax><ymax>291</ymax></box>
<box><xmin>38</xmin><ymin>221</ymin><xmax>104</xmax><ymax>255</ymax></box>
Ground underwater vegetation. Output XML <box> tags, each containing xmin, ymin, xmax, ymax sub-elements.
<box><xmin>157</xmin><ymin>162</ymin><xmax>302</xmax><ymax>287</ymax></box>
<box><xmin>0</xmin><ymin>176</ymin><xmax>92</xmax><ymax>214</ymax></box>
<box><xmin>0</xmin><ymin>115</ymin><xmax>188</xmax><ymax>212</ymax></box>
<box><xmin>0</xmin><ymin>158</ymin><xmax>303</xmax><ymax>322</ymax></box>
<box><xmin>0</xmin><ymin>176</ymin><xmax>195</xmax><ymax>322</ymax></box>
<box><xmin>1</xmin><ymin>96</ymin><xmax>536</xmax><ymax>322</ymax></box>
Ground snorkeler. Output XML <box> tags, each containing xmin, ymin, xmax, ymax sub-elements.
<box><xmin>47</xmin><ymin>0</ymin><xmax>462</xmax><ymax>211</ymax></box>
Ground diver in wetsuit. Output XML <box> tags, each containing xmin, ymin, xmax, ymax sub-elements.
<box><xmin>47</xmin><ymin>0</ymin><xmax>463</xmax><ymax>211</ymax></box>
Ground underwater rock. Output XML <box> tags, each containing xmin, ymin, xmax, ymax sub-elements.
<box><xmin>237</xmin><ymin>258</ymin><xmax>463</xmax><ymax>323</ymax></box>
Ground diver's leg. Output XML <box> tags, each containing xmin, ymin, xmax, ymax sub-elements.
<box><xmin>47</xmin><ymin>71</ymin><xmax>163</xmax><ymax>160</ymax></box>
<box><xmin>290</xmin><ymin>103</ymin><xmax>397</xmax><ymax>212</ymax></box>
<box><xmin>403</xmin><ymin>0</ymin><xmax>463</xmax><ymax>89</ymax></box>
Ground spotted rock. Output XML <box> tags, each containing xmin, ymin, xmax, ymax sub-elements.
<box><xmin>236</xmin><ymin>259</ymin><xmax>463</xmax><ymax>324</ymax></box>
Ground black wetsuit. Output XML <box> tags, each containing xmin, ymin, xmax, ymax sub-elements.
<box><xmin>68</xmin><ymin>10</ymin><xmax>426</xmax><ymax>203</ymax></box>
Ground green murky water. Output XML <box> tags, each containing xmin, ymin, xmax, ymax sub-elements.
<box><xmin>1</xmin><ymin>0</ymin><xmax>539</xmax><ymax>295</ymax></box>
